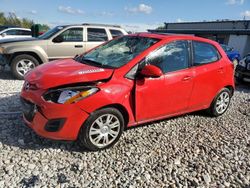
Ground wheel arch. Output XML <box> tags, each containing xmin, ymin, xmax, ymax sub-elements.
<box><xmin>10</xmin><ymin>51</ymin><xmax>44</xmax><ymax>65</ymax></box>
<box><xmin>95</xmin><ymin>103</ymin><xmax>130</xmax><ymax>128</ymax></box>
<box><xmin>224</xmin><ymin>85</ymin><xmax>234</xmax><ymax>97</ymax></box>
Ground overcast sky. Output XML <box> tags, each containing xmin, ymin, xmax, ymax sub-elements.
<box><xmin>0</xmin><ymin>0</ymin><xmax>250</xmax><ymax>31</ymax></box>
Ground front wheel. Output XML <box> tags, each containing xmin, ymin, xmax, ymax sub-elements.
<box><xmin>11</xmin><ymin>54</ymin><xmax>39</xmax><ymax>80</ymax></box>
<box><xmin>208</xmin><ymin>88</ymin><xmax>232</xmax><ymax>117</ymax></box>
<box><xmin>78</xmin><ymin>108</ymin><xmax>124</xmax><ymax>151</ymax></box>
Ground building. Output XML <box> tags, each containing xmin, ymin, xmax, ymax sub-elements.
<box><xmin>149</xmin><ymin>20</ymin><xmax>250</xmax><ymax>57</ymax></box>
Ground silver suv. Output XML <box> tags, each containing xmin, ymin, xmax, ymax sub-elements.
<box><xmin>0</xmin><ymin>23</ymin><xmax>127</xmax><ymax>79</ymax></box>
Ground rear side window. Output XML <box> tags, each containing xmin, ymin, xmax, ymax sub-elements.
<box><xmin>59</xmin><ymin>28</ymin><xmax>83</xmax><ymax>42</ymax></box>
<box><xmin>87</xmin><ymin>28</ymin><xmax>108</xmax><ymax>42</ymax></box>
<box><xmin>147</xmin><ymin>41</ymin><xmax>189</xmax><ymax>73</ymax></box>
<box><xmin>110</xmin><ymin>29</ymin><xmax>124</xmax><ymax>38</ymax></box>
<box><xmin>193</xmin><ymin>41</ymin><xmax>219</xmax><ymax>65</ymax></box>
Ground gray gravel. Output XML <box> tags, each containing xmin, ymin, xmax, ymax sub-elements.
<box><xmin>0</xmin><ymin>70</ymin><xmax>249</xmax><ymax>188</ymax></box>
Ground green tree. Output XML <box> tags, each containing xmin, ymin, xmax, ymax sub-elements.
<box><xmin>0</xmin><ymin>12</ymin><xmax>7</xmax><ymax>25</ymax></box>
<box><xmin>0</xmin><ymin>12</ymin><xmax>50</xmax><ymax>30</ymax></box>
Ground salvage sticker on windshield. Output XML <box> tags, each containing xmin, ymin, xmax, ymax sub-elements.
<box><xmin>78</xmin><ymin>69</ymin><xmax>105</xmax><ymax>75</ymax></box>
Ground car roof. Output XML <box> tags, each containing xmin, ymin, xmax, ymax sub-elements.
<box><xmin>58</xmin><ymin>23</ymin><xmax>122</xmax><ymax>29</ymax></box>
<box><xmin>4</xmin><ymin>28</ymin><xmax>31</xmax><ymax>31</ymax></box>
<box><xmin>129</xmin><ymin>32</ymin><xmax>219</xmax><ymax>45</ymax></box>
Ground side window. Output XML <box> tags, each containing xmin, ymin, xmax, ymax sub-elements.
<box><xmin>146</xmin><ymin>41</ymin><xmax>189</xmax><ymax>73</ymax></box>
<box><xmin>110</xmin><ymin>29</ymin><xmax>124</xmax><ymax>38</ymax></box>
<box><xmin>6</xmin><ymin>30</ymin><xmax>17</xmax><ymax>35</ymax></box>
<box><xmin>58</xmin><ymin>28</ymin><xmax>83</xmax><ymax>42</ymax></box>
<box><xmin>87</xmin><ymin>28</ymin><xmax>108</xmax><ymax>42</ymax></box>
<box><xmin>18</xmin><ymin>30</ymin><xmax>31</xmax><ymax>36</ymax></box>
<box><xmin>193</xmin><ymin>41</ymin><xmax>219</xmax><ymax>65</ymax></box>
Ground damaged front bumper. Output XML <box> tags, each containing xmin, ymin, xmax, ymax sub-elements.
<box><xmin>20</xmin><ymin>89</ymin><xmax>90</xmax><ymax>141</ymax></box>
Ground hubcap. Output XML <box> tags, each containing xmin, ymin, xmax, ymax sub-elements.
<box><xmin>215</xmin><ymin>92</ymin><xmax>230</xmax><ymax>114</ymax></box>
<box><xmin>16</xmin><ymin>59</ymin><xmax>36</xmax><ymax>76</ymax></box>
<box><xmin>89</xmin><ymin>114</ymin><xmax>120</xmax><ymax>148</ymax></box>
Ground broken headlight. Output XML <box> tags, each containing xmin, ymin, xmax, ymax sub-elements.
<box><xmin>43</xmin><ymin>87</ymin><xmax>99</xmax><ymax>104</ymax></box>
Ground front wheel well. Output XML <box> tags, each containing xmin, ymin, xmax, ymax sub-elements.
<box><xmin>96</xmin><ymin>104</ymin><xmax>130</xmax><ymax>128</ymax></box>
<box><xmin>10</xmin><ymin>52</ymin><xmax>43</xmax><ymax>65</ymax></box>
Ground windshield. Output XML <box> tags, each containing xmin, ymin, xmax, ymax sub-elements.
<box><xmin>38</xmin><ymin>26</ymin><xmax>66</xmax><ymax>39</ymax></box>
<box><xmin>79</xmin><ymin>36</ymin><xmax>159</xmax><ymax>69</ymax></box>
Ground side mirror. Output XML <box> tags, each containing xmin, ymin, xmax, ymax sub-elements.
<box><xmin>1</xmin><ymin>33</ymin><xmax>6</xmax><ymax>37</ymax></box>
<box><xmin>52</xmin><ymin>35</ymin><xmax>63</xmax><ymax>43</ymax></box>
<box><xmin>140</xmin><ymin>65</ymin><xmax>163</xmax><ymax>78</ymax></box>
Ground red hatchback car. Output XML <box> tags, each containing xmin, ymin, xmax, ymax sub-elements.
<box><xmin>20</xmin><ymin>33</ymin><xmax>235</xmax><ymax>151</ymax></box>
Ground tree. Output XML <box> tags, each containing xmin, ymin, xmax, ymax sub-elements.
<box><xmin>0</xmin><ymin>12</ymin><xmax>7</xmax><ymax>25</ymax></box>
<box><xmin>0</xmin><ymin>12</ymin><xmax>49</xmax><ymax>30</ymax></box>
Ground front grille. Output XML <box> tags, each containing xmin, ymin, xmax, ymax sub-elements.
<box><xmin>20</xmin><ymin>98</ymin><xmax>37</xmax><ymax>122</ymax></box>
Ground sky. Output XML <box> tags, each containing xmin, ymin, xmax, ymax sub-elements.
<box><xmin>0</xmin><ymin>0</ymin><xmax>250</xmax><ymax>32</ymax></box>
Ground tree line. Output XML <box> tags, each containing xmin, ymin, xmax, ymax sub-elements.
<box><xmin>0</xmin><ymin>12</ymin><xmax>50</xmax><ymax>30</ymax></box>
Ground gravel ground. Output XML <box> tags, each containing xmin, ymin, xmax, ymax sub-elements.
<box><xmin>0</xmin><ymin>70</ymin><xmax>249</xmax><ymax>188</ymax></box>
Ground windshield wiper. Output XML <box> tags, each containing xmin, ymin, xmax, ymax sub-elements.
<box><xmin>80</xmin><ymin>57</ymin><xmax>114</xmax><ymax>69</ymax></box>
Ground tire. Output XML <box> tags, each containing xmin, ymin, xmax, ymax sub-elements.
<box><xmin>10</xmin><ymin>54</ymin><xmax>40</xmax><ymax>80</ymax></box>
<box><xmin>78</xmin><ymin>107</ymin><xmax>124</xmax><ymax>151</ymax></box>
<box><xmin>208</xmin><ymin>88</ymin><xmax>232</xmax><ymax>117</ymax></box>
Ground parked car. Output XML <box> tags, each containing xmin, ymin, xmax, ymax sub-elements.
<box><xmin>220</xmin><ymin>44</ymin><xmax>241</xmax><ymax>67</ymax></box>
<box><xmin>0</xmin><ymin>23</ymin><xmax>127</xmax><ymax>79</ymax></box>
<box><xmin>0</xmin><ymin>27</ymin><xmax>31</xmax><ymax>40</ymax></box>
<box><xmin>20</xmin><ymin>33</ymin><xmax>235</xmax><ymax>151</ymax></box>
<box><xmin>235</xmin><ymin>53</ymin><xmax>250</xmax><ymax>83</ymax></box>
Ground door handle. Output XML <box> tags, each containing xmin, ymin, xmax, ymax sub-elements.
<box><xmin>75</xmin><ymin>45</ymin><xmax>83</xmax><ymax>48</ymax></box>
<box><xmin>182</xmin><ymin>76</ymin><xmax>192</xmax><ymax>81</ymax></box>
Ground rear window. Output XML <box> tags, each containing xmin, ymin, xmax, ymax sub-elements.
<box><xmin>110</xmin><ymin>29</ymin><xmax>124</xmax><ymax>38</ymax></box>
<box><xmin>193</xmin><ymin>41</ymin><xmax>220</xmax><ymax>65</ymax></box>
<box><xmin>87</xmin><ymin>28</ymin><xmax>108</xmax><ymax>42</ymax></box>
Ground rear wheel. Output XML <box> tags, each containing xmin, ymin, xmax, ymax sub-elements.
<box><xmin>11</xmin><ymin>54</ymin><xmax>39</xmax><ymax>80</ymax></box>
<box><xmin>208</xmin><ymin>88</ymin><xmax>232</xmax><ymax>117</ymax></box>
<box><xmin>78</xmin><ymin>107</ymin><xmax>124</xmax><ymax>151</ymax></box>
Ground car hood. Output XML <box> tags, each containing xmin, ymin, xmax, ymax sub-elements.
<box><xmin>25</xmin><ymin>59</ymin><xmax>114</xmax><ymax>89</ymax></box>
<box><xmin>0</xmin><ymin>37</ymin><xmax>38</xmax><ymax>44</ymax></box>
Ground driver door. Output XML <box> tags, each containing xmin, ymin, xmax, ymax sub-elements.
<box><xmin>47</xmin><ymin>27</ymin><xmax>85</xmax><ymax>60</ymax></box>
<box><xmin>135</xmin><ymin>40</ymin><xmax>194</xmax><ymax>122</ymax></box>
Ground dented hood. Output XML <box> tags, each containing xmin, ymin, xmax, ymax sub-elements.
<box><xmin>25</xmin><ymin>59</ymin><xmax>114</xmax><ymax>89</ymax></box>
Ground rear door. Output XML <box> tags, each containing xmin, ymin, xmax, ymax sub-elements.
<box><xmin>188</xmin><ymin>41</ymin><xmax>224</xmax><ymax>110</ymax></box>
<box><xmin>135</xmin><ymin>40</ymin><xmax>194</xmax><ymax>122</ymax></box>
<box><xmin>47</xmin><ymin>27</ymin><xmax>85</xmax><ymax>59</ymax></box>
<box><xmin>85</xmin><ymin>28</ymin><xmax>109</xmax><ymax>51</ymax></box>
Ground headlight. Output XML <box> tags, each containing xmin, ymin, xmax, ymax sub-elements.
<box><xmin>0</xmin><ymin>47</ymin><xmax>5</xmax><ymax>54</ymax></box>
<box><xmin>43</xmin><ymin>87</ymin><xmax>99</xmax><ymax>104</ymax></box>
<box><xmin>238</xmin><ymin>59</ymin><xmax>246</xmax><ymax>67</ymax></box>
